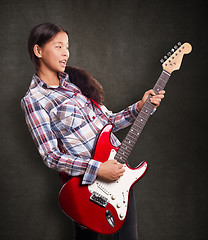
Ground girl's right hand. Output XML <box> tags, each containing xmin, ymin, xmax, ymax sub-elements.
<box><xmin>97</xmin><ymin>159</ymin><xmax>125</xmax><ymax>182</ymax></box>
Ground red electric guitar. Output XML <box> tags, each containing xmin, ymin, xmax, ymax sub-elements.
<box><xmin>59</xmin><ymin>42</ymin><xmax>192</xmax><ymax>234</ymax></box>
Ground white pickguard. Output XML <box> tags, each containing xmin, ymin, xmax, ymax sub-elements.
<box><xmin>88</xmin><ymin>149</ymin><xmax>147</xmax><ymax>220</ymax></box>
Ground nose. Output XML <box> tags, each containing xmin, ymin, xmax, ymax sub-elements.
<box><xmin>62</xmin><ymin>48</ymin><xmax>70</xmax><ymax>59</ymax></box>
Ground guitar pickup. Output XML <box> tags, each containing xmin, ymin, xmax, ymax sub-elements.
<box><xmin>90</xmin><ymin>192</ymin><xmax>108</xmax><ymax>208</ymax></box>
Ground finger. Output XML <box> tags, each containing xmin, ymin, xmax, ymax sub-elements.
<box><xmin>118</xmin><ymin>172</ymin><xmax>124</xmax><ymax>177</ymax></box>
<box><xmin>120</xmin><ymin>168</ymin><xmax>125</xmax><ymax>173</ymax></box>
<box><xmin>153</xmin><ymin>93</ymin><xmax>165</xmax><ymax>98</ymax></box>
<box><xmin>147</xmin><ymin>89</ymin><xmax>156</xmax><ymax>96</ymax></box>
<box><xmin>117</xmin><ymin>163</ymin><xmax>124</xmax><ymax>169</ymax></box>
<box><xmin>150</xmin><ymin>97</ymin><xmax>162</xmax><ymax>103</ymax></box>
<box><xmin>150</xmin><ymin>99</ymin><xmax>161</xmax><ymax>107</ymax></box>
<box><xmin>151</xmin><ymin>95</ymin><xmax>164</xmax><ymax>101</ymax></box>
<box><xmin>109</xmin><ymin>159</ymin><xmax>118</xmax><ymax>164</ymax></box>
<box><xmin>153</xmin><ymin>101</ymin><xmax>161</xmax><ymax>107</ymax></box>
<box><xmin>118</xmin><ymin>169</ymin><xmax>125</xmax><ymax>175</ymax></box>
<box><xmin>158</xmin><ymin>90</ymin><xmax>165</xmax><ymax>94</ymax></box>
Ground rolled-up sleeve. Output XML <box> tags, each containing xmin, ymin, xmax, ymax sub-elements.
<box><xmin>102</xmin><ymin>102</ymin><xmax>139</xmax><ymax>132</ymax></box>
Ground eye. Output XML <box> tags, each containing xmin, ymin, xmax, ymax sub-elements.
<box><xmin>55</xmin><ymin>45</ymin><xmax>62</xmax><ymax>49</ymax></box>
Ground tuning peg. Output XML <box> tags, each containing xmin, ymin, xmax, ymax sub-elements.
<box><xmin>164</xmin><ymin>55</ymin><xmax>168</xmax><ymax>60</ymax></box>
<box><xmin>160</xmin><ymin>59</ymin><xmax>164</xmax><ymax>63</ymax></box>
<box><xmin>174</xmin><ymin>45</ymin><xmax>178</xmax><ymax>49</ymax></box>
<box><xmin>178</xmin><ymin>42</ymin><xmax>181</xmax><ymax>46</ymax></box>
<box><xmin>167</xmin><ymin>52</ymin><xmax>171</xmax><ymax>57</ymax></box>
<box><xmin>171</xmin><ymin>48</ymin><xmax>175</xmax><ymax>53</ymax></box>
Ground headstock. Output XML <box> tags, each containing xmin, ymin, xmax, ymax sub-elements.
<box><xmin>160</xmin><ymin>42</ymin><xmax>192</xmax><ymax>74</ymax></box>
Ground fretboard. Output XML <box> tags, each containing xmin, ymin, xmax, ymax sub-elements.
<box><xmin>114</xmin><ymin>70</ymin><xmax>171</xmax><ymax>164</ymax></box>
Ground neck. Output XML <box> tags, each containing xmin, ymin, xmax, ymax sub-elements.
<box><xmin>36</xmin><ymin>67</ymin><xmax>60</xmax><ymax>86</ymax></box>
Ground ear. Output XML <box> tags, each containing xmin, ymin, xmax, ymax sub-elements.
<box><xmin>33</xmin><ymin>44</ymin><xmax>42</xmax><ymax>58</ymax></box>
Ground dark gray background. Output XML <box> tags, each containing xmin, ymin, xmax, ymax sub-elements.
<box><xmin>0</xmin><ymin>0</ymin><xmax>207</xmax><ymax>239</ymax></box>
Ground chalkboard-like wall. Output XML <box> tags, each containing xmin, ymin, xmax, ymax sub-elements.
<box><xmin>0</xmin><ymin>0</ymin><xmax>207</xmax><ymax>239</ymax></box>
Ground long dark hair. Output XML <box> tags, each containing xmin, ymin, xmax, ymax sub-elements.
<box><xmin>65</xmin><ymin>66</ymin><xmax>104</xmax><ymax>104</ymax></box>
<box><xmin>28</xmin><ymin>23</ymin><xmax>68</xmax><ymax>70</ymax></box>
<box><xmin>28</xmin><ymin>23</ymin><xmax>104</xmax><ymax>104</ymax></box>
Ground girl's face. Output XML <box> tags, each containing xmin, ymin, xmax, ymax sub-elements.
<box><xmin>37</xmin><ymin>31</ymin><xmax>69</xmax><ymax>73</ymax></box>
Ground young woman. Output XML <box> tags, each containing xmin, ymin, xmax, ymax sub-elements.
<box><xmin>21</xmin><ymin>23</ymin><xmax>165</xmax><ymax>240</ymax></box>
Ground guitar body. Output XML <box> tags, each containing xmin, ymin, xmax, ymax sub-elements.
<box><xmin>59</xmin><ymin>124</ymin><xmax>148</xmax><ymax>235</ymax></box>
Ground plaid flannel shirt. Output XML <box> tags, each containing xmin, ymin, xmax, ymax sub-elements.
<box><xmin>21</xmin><ymin>72</ymin><xmax>139</xmax><ymax>184</ymax></box>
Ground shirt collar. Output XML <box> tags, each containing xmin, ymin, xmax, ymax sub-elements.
<box><xmin>30</xmin><ymin>71</ymin><xmax>81</xmax><ymax>94</ymax></box>
<box><xmin>32</xmin><ymin>72</ymin><xmax>67</xmax><ymax>88</ymax></box>
<box><xmin>28</xmin><ymin>71</ymin><xmax>91</xmax><ymax>107</ymax></box>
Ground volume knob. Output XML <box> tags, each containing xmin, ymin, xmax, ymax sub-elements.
<box><xmin>111</xmin><ymin>195</ymin><xmax>116</xmax><ymax>200</ymax></box>
<box><xmin>120</xmin><ymin>213</ymin><xmax>124</xmax><ymax>219</ymax></box>
<box><xmin>117</xmin><ymin>203</ymin><xmax>121</xmax><ymax>208</ymax></box>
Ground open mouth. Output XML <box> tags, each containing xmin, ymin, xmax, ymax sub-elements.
<box><xmin>59</xmin><ymin>60</ymin><xmax>67</xmax><ymax>68</ymax></box>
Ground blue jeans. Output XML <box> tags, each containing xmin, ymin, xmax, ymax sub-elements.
<box><xmin>73</xmin><ymin>189</ymin><xmax>138</xmax><ymax>240</ymax></box>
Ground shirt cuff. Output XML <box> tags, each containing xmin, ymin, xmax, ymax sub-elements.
<box><xmin>151</xmin><ymin>108</ymin><xmax>157</xmax><ymax>115</ymax></box>
<box><xmin>134</xmin><ymin>101</ymin><xmax>156</xmax><ymax>116</ymax></box>
<box><xmin>82</xmin><ymin>159</ymin><xmax>101</xmax><ymax>185</ymax></box>
<box><xmin>130</xmin><ymin>102</ymin><xmax>140</xmax><ymax>118</ymax></box>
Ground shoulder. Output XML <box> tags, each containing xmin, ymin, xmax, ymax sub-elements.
<box><xmin>21</xmin><ymin>74</ymin><xmax>45</xmax><ymax>105</ymax></box>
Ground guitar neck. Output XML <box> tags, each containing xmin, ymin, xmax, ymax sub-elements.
<box><xmin>114</xmin><ymin>70</ymin><xmax>171</xmax><ymax>164</ymax></box>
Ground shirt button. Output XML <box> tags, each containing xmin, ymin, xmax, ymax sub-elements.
<box><xmin>92</xmin><ymin>116</ymin><xmax>95</xmax><ymax>120</ymax></box>
<box><xmin>74</xmin><ymin>92</ymin><xmax>77</xmax><ymax>96</ymax></box>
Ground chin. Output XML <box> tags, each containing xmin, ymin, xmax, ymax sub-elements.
<box><xmin>57</xmin><ymin>67</ymin><xmax>66</xmax><ymax>73</ymax></box>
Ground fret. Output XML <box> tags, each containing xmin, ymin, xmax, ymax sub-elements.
<box><xmin>154</xmin><ymin>78</ymin><xmax>166</xmax><ymax>90</ymax></box>
<box><xmin>159</xmin><ymin>72</ymin><xmax>169</xmax><ymax>81</ymax></box>
<box><xmin>134</xmin><ymin>118</ymin><xmax>145</xmax><ymax>127</ymax></box>
<box><xmin>114</xmin><ymin>69</ymin><xmax>171</xmax><ymax>163</ymax></box>
<box><xmin>134</xmin><ymin>122</ymin><xmax>145</xmax><ymax>132</ymax></box>
<box><xmin>159</xmin><ymin>77</ymin><xmax>166</xmax><ymax>83</ymax></box>
<box><xmin>135</xmin><ymin>114</ymin><xmax>148</xmax><ymax>124</ymax></box>
<box><xmin>143</xmin><ymin>101</ymin><xmax>154</xmax><ymax>112</ymax></box>
<box><xmin>135</xmin><ymin>119</ymin><xmax>149</xmax><ymax>129</ymax></box>
<box><xmin>126</xmin><ymin>132</ymin><xmax>138</xmax><ymax>139</ymax></box>
<box><xmin>162</xmin><ymin>70</ymin><xmax>171</xmax><ymax>79</ymax></box>
<box><xmin>123</xmin><ymin>138</ymin><xmax>135</xmax><ymax>147</ymax></box>
<box><xmin>127</xmin><ymin>128</ymin><xmax>138</xmax><ymax>138</ymax></box>
<box><xmin>116</xmin><ymin>157</ymin><xmax>126</xmax><ymax>164</ymax></box>
<box><xmin>119</xmin><ymin>145</ymin><xmax>131</xmax><ymax>155</ymax></box>
<box><xmin>133</xmin><ymin>122</ymin><xmax>145</xmax><ymax>133</ymax></box>
<box><xmin>116</xmin><ymin>148</ymin><xmax>132</xmax><ymax>159</ymax></box>
<box><xmin>137</xmin><ymin>116</ymin><xmax>146</xmax><ymax>123</ymax></box>
<box><xmin>135</xmin><ymin>116</ymin><xmax>146</xmax><ymax>122</ymax></box>
<box><xmin>129</xmin><ymin>129</ymin><xmax>141</xmax><ymax>138</ymax></box>
<box><xmin>141</xmin><ymin>106</ymin><xmax>151</xmax><ymax>115</ymax></box>
<box><xmin>116</xmin><ymin>150</ymin><xmax>128</xmax><ymax>159</ymax></box>
<box><xmin>158</xmin><ymin>77</ymin><xmax>166</xmax><ymax>85</ymax></box>
<box><xmin>114</xmin><ymin>154</ymin><xmax>125</xmax><ymax>163</ymax></box>
<box><xmin>117</xmin><ymin>148</ymin><xmax>132</xmax><ymax>160</ymax></box>
<box><xmin>116</xmin><ymin>149</ymin><xmax>129</xmax><ymax>157</ymax></box>
<box><xmin>119</xmin><ymin>141</ymin><xmax>134</xmax><ymax>152</ymax></box>
<box><xmin>116</xmin><ymin>150</ymin><xmax>131</xmax><ymax>163</ymax></box>
<box><xmin>137</xmin><ymin>111</ymin><xmax>149</xmax><ymax>121</ymax></box>
<box><xmin>125</xmin><ymin>134</ymin><xmax>137</xmax><ymax>143</ymax></box>
<box><xmin>154</xmin><ymin>83</ymin><xmax>163</xmax><ymax>93</ymax></box>
<box><xmin>129</xmin><ymin>127</ymin><xmax>140</xmax><ymax>133</ymax></box>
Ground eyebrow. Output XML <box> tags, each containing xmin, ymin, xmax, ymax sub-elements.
<box><xmin>53</xmin><ymin>41</ymin><xmax>69</xmax><ymax>45</ymax></box>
